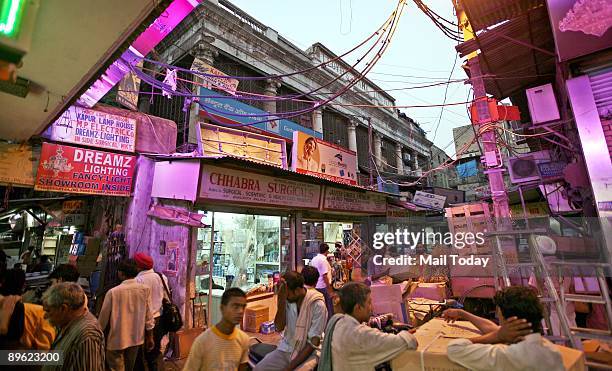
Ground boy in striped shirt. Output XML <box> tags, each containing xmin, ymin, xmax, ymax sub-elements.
<box><xmin>183</xmin><ymin>288</ymin><xmax>250</xmax><ymax>371</ymax></box>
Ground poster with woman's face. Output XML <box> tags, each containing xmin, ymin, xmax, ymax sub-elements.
<box><xmin>297</xmin><ymin>136</ymin><xmax>320</xmax><ymax>172</ymax></box>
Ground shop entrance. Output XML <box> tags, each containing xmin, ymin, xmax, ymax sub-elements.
<box><xmin>195</xmin><ymin>211</ymin><xmax>291</xmax><ymax>293</ymax></box>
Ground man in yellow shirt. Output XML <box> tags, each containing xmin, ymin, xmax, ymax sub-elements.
<box><xmin>183</xmin><ymin>288</ymin><xmax>250</xmax><ymax>371</ymax></box>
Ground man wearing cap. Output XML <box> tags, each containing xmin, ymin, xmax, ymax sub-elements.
<box><xmin>134</xmin><ymin>252</ymin><xmax>168</xmax><ymax>371</ymax></box>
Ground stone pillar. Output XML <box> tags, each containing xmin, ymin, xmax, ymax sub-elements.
<box><xmin>413</xmin><ymin>150</ymin><xmax>420</xmax><ymax>170</ymax></box>
<box><xmin>189</xmin><ymin>40</ymin><xmax>218</xmax><ymax>146</ymax></box>
<box><xmin>312</xmin><ymin>109</ymin><xmax>323</xmax><ymax>135</ymax></box>
<box><xmin>395</xmin><ymin>143</ymin><xmax>404</xmax><ymax>175</ymax></box>
<box><xmin>348</xmin><ymin>120</ymin><xmax>358</xmax><ymax>153</ymax></box>
<box><xmin>263</xmin><ymin>78</ymin><xmax>281</xmax><ymax>114</ymax></box>
<box><xmin>374</xmin><ymin>133</ymin><xmax>383</xmax><ymax>169</ymax></box>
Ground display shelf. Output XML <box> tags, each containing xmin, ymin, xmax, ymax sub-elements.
<box><xmin>256</xmin><ymin>262</ymin><xmax>280</xmax><ymax>265</ymax></box>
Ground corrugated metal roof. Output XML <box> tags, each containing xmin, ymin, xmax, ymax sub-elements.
<box><xmin>456</xmin><ymin>5</ymin><xmax>556</xmax><ymax>101</ymax></box>
<box><xmin>459</xmin><ymin>0</ymin><xmax>545</xmax><ymax>32</ymax></box>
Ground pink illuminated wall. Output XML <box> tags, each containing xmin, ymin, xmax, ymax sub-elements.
<box><xmin>77</xmin><ymin>0</ymin><xmax>201</xmax><ymax>108</ymax></box>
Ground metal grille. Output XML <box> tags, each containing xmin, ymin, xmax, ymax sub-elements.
<box><xmin>213</xmin><ymin>54</ymin><xmax>266</xmax><ymax>110</ymax></box>
<box><xmin>322</xmin><ymin>110</ymin><xmax>349</xmax><ymax>148</ymax></box>
<box><xmin>277</xmin><ymin>85</ymin><xmax>313</xmax><ymax>129</ymax></box>
<box><xmin>356</xmin><ymin>125</ymin><xmax>370</xmax><ymax>169</ymax></box>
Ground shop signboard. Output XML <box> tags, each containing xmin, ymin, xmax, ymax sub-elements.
<box><xmin>322</xmin><ymin>187</ymin><xmax>387</xmax><ymax>214</ymax></box>
<box><xmin>291</xmin><ymin>131</ymin><xmax>358</xmax><ymax>185</ymax></box>
<box><xmin>412</xmin><ymin>191</ymin><xmax>447</xmax><ymax>210</ymax></box>
<box><xmin>197</xmin><ymin>87</ymin><xmax>322</xmax><ymax>141</ymax></box>
<box><xmin>191</xmin><ymin>59</ymin><xmax>239</xmax><ymax>95</ymax></box>
<box><xmin>62</xmin><ymin>214</ymin><xmax>87</xmax><ymax>226</ymax></box>
<box><xmin>62</xmin><ymin>200</ymin><xmax>85</xmax><ymax>214</ymax></box>
<box><xmin>199</xmin><ymin>165</ymin><xmax>321</xmax><ymax>209</ymax></box>
<box><xmin>197</xmin><ymin>123</ymin><xmax>287</xmax><ymax>168</ymax></box>
<box><xmin>0</xmin><ymin>143</ymin><xmax>38</xmax><ymax>186</ymax></box>
<box><xmin>45</xmin><ymin>106</ymin><xmax>137</xmax><ymax>152</ymax></box>
<box><xmin>547</xmin><ymin>0</ymin><xmax>612</xmax><ymax>62</ymax></box>
<box><xmin>35</xmin><ymin>143</ymin><xmax>135</xmax><ymax>197</ymax></box>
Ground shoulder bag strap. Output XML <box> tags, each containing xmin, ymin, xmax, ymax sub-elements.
<box><xmin>156</xmin><ymin>272</ymin><xmax>171</xmax><ymax>299</ymax></box>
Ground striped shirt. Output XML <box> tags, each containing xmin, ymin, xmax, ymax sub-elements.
<box><xmin>42</xmin><ymin>311</ymin><xmax>105</xmax><ymax>371</ymax></box>
<box><xmin>183</xmin><ymin>325</ymin><xmax>250</xmax><ymax>371</ymax></box>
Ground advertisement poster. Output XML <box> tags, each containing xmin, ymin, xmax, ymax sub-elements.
<box><xmin>191</xmin><ymin>58</ymin><xmax>239</xmax><ymax>95</ymax></box>
<box><xmin>291</xmin><ymin>131</ymin><xmax>358</xmax><ymax>185</ymax></box>
<box><xmin>35</xmin><ymin>143</ymin><xmax>135</xmax><ymax>197</ymax></box>
<box><xmin>322</xmin><ymin>187</ymin><xmax>387</xmax><ymax>214</ymax></box>
<box><xmin>0</xmin><ymin>143</ymin><xmax>39</xmax><ymax>186</ymax></box>
<box><xmin>165</xmin><ymin>241</ymin><xmax>179</xmax><ymax>277</ymax></box>
<box><xmin>46</xmin><ymin>106</ymin><xmax>137</xmax><ymax>152</ymax></box>
<box><xmin>199</xmin><ymin>165</ymin><xmax>321</xmax><ymax>209</ymax></box>
<box><xmin>413</xmin><ymin>191</ymin><xmax>447</xmax><ymax>210</ymax></box>
<box><xmin>116</xmin><ymin>60</ymin><xmax>143</xmax><ymax>111</ymax></box>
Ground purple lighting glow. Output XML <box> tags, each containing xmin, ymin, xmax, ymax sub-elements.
<box><xmin>77</xmin><ymin>0</ymin><xmax>201</xmax><ymax>108</ymax></box>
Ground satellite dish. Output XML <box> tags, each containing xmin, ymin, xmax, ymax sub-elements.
<box><xmin>534</xmin><ymin>235</ymin><xmax>556</xmax><ymax>255</ymax></box>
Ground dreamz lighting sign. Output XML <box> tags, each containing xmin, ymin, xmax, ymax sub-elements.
<box><xmin>291</xmin><ymin>131</ymin><xmax>358</xmax><ymax>185</ymax></box>
<box><xmin>35</xmin><ymin>143</ymin><xmax>135</xmax><ymax>196</ymax></box>
<box><xmin>45</xmin><ymin>106</ymin><xmax>137</xmax><ymax>152</ymax></box>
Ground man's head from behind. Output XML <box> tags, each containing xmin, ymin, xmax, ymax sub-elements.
<box><xmin>42</xmin><ymin>282</ymin><xmax>86</xmax><ymax>328</ymax></box>
<box><xmin>494</xmin><ymin>286</ymin><xmax>543</xmax><ymax>332</ymax></box>
<box><xmin>49</xmin><ymin>264</ymin><xmax>80</xmax><ymax>285</ymax></box>
<box><xmin>319</xmin><ymin>243</ymin><xmax>330</xmax><ymax>255</ymax></box>
<box><xmin>302</xmin><ymin>266</ymin><xmax>319</xmax><ymax>288</ymax></box>
<box><xmin>117</xmin><ymin>259</ymin><xmax>139</xmax><ymax>281</ymax></box>
<box><xmin>284</xmin><ymin>271</ymin><xmax>306</xmax><ymax>303</ymax></box>
<box><xmin>220</xmin><ymin>288</ymin><xmax>247</xmax><ymax>326</ymax></box>
<box><xmin>339</xmin><ymin>282</ymin><xmax>372</xmax><ymax>323</ymax></box>
<box><xmin>0</xmin><ymin>268</ymin><xmax>26</xmax><ymax>295</ymax></box>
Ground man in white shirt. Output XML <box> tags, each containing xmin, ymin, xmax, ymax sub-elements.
<box><xmin>309</xmin><ymin>243</ymin><xmax>334</xmax><ymax>318</ymax></box>
<box><xmin>321</xmin><ymin>282</ymin><xmax>418</xmax><ymax>371</ymax></box>
<box><xmin>445</xmin><ymin>286</ymin><xmax>564</xmax><ymax>371</ymax></box>
<box><xmin>99</xmin><ymin>259</ymin><xmax>155</xmax><ymax>371</ymax></box>
<box><xmin>255</xmin><ymin>271</ymin><xmax>327</xmax><ymax>371</ymax></box>
<box><xmin>135</xmin><ymin>252</ymin><xmax>168</xmax><ymax>371</ymax></box>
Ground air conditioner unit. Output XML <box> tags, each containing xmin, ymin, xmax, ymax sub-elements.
<box><xmin>526</xmin><ymin>84</ymin><xmax>560</xmax><ymax>124</ymax></box>
<box><xmin>508</xmin><ymin>150</ymin><xmax>550</xmax><ymax>184</ymax></box>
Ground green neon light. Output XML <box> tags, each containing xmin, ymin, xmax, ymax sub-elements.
<box><xmin>0</xmin><ymin>0</ymin><xmax>25</xmax><ymax>38</ymax></box>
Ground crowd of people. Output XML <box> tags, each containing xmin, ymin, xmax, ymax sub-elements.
<box><xmin>0</xmin><ymin>252</ymin><xmax>169</xmax><ymax>371</ymax></box>
<box><xmin>1</xmin><ymin>241</ymin><xmax>568</xmax><ymax>371</ymax></box>
<box><xmin>182</xmin><ymin>243</ymin><xmax>565</xmax><ymax>371</ymax></box>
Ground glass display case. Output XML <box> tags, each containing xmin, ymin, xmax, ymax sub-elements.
<box><xmin>195</xmin><ymin>211</ymin><xmax>285</xmax><ymax>292</ymax></box>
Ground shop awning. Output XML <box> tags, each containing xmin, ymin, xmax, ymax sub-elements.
<box><xmin>147</xmin><ymin>204</ymin><xmax>209</xmax><ymax>228</ymax></box>
<box><xmin>456</xmin><ymin>5</ymin><xmax>556</xmax><ymax>101</ymax></box>
<box><xmin>458</xmin><ymin>0</ymin><xmax>546</xmax><ymax>32</ymax></box>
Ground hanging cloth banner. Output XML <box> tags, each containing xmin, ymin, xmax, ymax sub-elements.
<box><xmin>147</xmin><ymin>204</ymin><xmax>208</xmax><ymax>227</ymax></box>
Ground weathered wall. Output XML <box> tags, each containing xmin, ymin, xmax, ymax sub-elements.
<box><xmin>125</xmin><ymin>156</ymin><xmax>195</xmax><ymax>326</ymax></box>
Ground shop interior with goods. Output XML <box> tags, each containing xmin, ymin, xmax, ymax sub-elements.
<box><xmin>193</xmin><ymin>210</ymin><xmax>291</xmax><ymax>327</ymax></box>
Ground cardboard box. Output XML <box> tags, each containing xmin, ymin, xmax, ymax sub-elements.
<box><xmin>370</xmin><ymin>283</ymin><xmax>408</xmax><ymax>323</ymax></box>
<box><xmin>408</xmin><ymin>282</ymin><xmax>447</xmax><ymax>301</ymax></box>
<box><xmin>172</xmin><ymin>328</ymin><xmax>204</xmax><ymax>359</ymax></box>
<box><xmin>392</xmin><ymin>318</ymin><xmax>585</xmax><ymax>371</ymax></box>
<box><xmin>244</xmin><ymin>305</ymin><xmax>269</xmax><ymax>333</ymax></box>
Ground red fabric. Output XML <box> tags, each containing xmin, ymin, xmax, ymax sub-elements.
<box><xmin>134</xmin><ymin>252</ymin><xmax>154</xmax><ymax>270</ymax></box>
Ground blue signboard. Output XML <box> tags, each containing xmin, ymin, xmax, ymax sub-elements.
<box><xmin>456</xmin><ymin>159</ymin><xmax>478</xmax><ymax>178</ymax></box>
<box><xmin>197</xmin><ymin>87</ymin><xmax>322</xmax><ymax>140</ymax></box>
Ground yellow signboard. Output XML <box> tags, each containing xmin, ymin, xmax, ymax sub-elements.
<box><xmin>0</xmin><ymin>143</ymin><xmax>39</xmax><ymax>187</ymax></box>
<box><xmin>198</xmin><ymin>123</ymin><xmax>286</xmax><ymax>168</ymax></box>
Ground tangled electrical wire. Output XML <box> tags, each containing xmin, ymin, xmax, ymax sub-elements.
<box><xmin>412</xmin><ymin>0</ymin><xmax>463</xmax><ymax>42</ymax></box>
